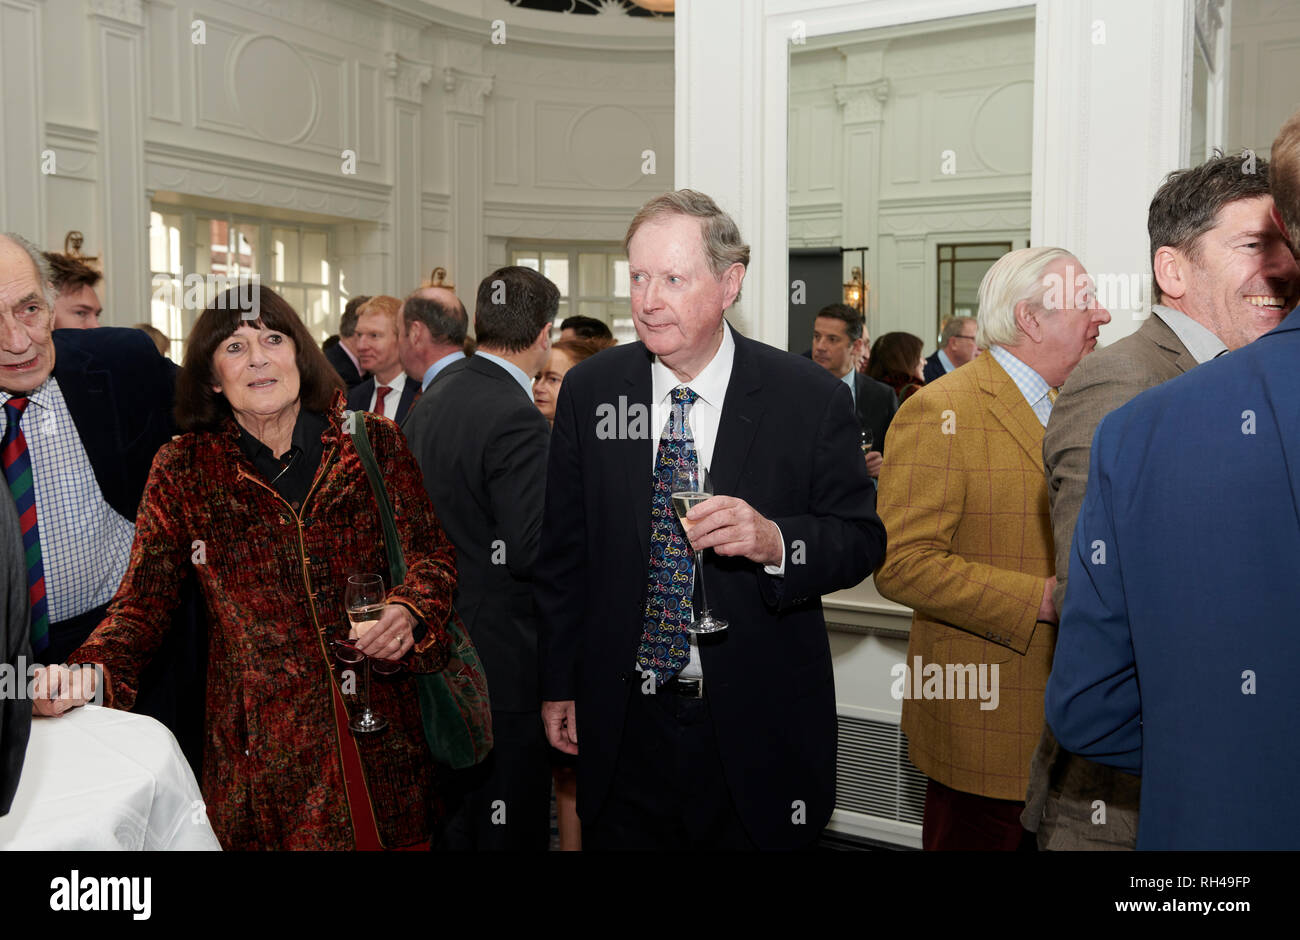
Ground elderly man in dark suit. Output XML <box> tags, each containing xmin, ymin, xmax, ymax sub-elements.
<box><xmin>0</xmin><ymin>232</ymin><xmax>201</xmax><ymax>765</ymax></box>
<box><xmin>1</xmin><ymin>478</ymin><xmax>30</xmax><ymax>816</ymax></box>
<box><xmin>536</xmin><ymin>190</ymin><xmax>885</xmax><ymax>849</ymax></box>
<box><xmin>810</xmin><ymin>302</ymin><xmax>897</xmax><ymax>480</ymax></box>
<box><xmin>1023</xmin><ymin>153</ymin><xmax>1300</xmax><ymax>850</ymax></box>
<box><xmin>402</xmin><ymin>266</ymin><xmax>556</xmax><ymax>851</ymax></box>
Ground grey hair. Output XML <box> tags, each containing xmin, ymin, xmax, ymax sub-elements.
<box><xmin>940</xmin><ymin>315</ymin><xmax>976</xmax><ymax>344</ymax></box>
<box><xmin>2</xmin><ymin>232</ymin><xmax>57</xmax><ymax>310</ymax></box>
<box><xmin>976</xmin><ymin>247</ymin><xmax>1076</xmax><ymax>349</ymax></box>
<box><xmin>624</xmin><ymin>189</ymin><xmax>750</xmax><ymax>301</ymax></box>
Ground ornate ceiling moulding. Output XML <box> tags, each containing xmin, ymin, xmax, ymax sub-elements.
<box><xmin>506</xmin><ymin>0</ymin><xmax>671</xmax><ymax>16</ymax></box>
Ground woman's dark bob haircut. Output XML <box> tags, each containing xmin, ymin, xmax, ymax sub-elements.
<box><xmin>175</xmin><ymin>284</ymin><xmax>344</xmax><ymax>433</ymax></box>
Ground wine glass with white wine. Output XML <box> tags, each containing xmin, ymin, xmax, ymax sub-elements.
<box><xmin>343</xmin><ymin>573</ymin><xmax>387</xmax><ymax>733</ymax></box>
<box><xmin>671</xmin><ymin>464</ymin><xmax>728</xmax><ymax>634</ymax></box>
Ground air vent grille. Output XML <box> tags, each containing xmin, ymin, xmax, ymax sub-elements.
<box><xmin>836</xmin><ymin>714</ymin><xmax>926</xmax><ymax>825</ymax></box>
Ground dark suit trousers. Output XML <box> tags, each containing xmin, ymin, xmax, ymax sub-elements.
<box><xmin>922</xmin><ymin>778</ymin><xmax>1036</xmax><ymax>851</ymax></box>
<box><xmin>582</xmin><ymin>686</ymin><xmax>757</xmax><ymax>851</ymax></box>
<box><xmin>433</xmin><ymin>709</ymin><xmax>552</xmax><ymax>851</ymax></box>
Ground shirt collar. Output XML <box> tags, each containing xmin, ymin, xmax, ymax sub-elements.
<box><xmin>422</xmin><ymin>350</ymin><xmax>466</xmax><ymax>391</ymax></box>
<box><xmin>651</xmin><ymin>320</ymin><xmax>735</xmax><ymax>409</ymax></box>
<box><xmin>235</xmin><ymin>405</ymin><xmax>326</xmax><ymax>462</ymax></box>
<box><xmin>1151</xmin><ymin>304</ymin><xmax>1229</xmax><ymax>364</ymax></box>
<box><xmin>839</xmin><ymin>367</ymin><xmax>856</xmax><ymax>404</ymax></box>
<box><xmin>989</xmin><ymin>343</ymin><xmax>1053</xmax><ymax>409</ymax></box>
<box><xmin>474</xmin><ymin>350</ymin><xmax>534</xmax><ymax>400</ymax></box>
<box><xmin>372</xmin><ymin>371</ymin><xmax>407</xmax><ymax>394</ymax></box>
<box><xmin>0</xmin><ymin>374</ymin><xmax>58</xmax><ymax>410</ymax></box>
<box><xmin>937</xmin><ymin>348</ymin><xmax>955</xmax><ymax>373</ymax></box>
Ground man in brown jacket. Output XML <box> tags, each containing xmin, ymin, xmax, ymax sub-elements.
<box><xmin>1023</xmin><ymin>153</ymin><xmax>1300</xmax><ymax>849</ymax></box>
<box><xmin>875</xmin><ymin>247</ymin><xmax>1109</xmax><ymax>850</ymax></box>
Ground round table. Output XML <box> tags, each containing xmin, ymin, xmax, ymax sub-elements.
<box><xmin>0</xmin><ymin>705</ymin><xmax>221</xmax><ymax>850</ymax></box>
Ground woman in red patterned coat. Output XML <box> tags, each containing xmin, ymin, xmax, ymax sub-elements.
<box><xmin>43</xmin><ymin>285</ymin><xmax>456</xmax><ymax>850</ymax></box>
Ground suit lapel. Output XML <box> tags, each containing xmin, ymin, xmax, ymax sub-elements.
<box><xmin>1143</xmin><ymin>313</ymin><xmax>1199</xmax><ymax>374</ymax></box>
<box><xmin>711</xmin><ymin>326</ymin><xmax>762</xmax><ymax>498</ymax></box>
<box><xmin>979</xmin><ymin>354</ymin><xmax>1044</xmax><ymax>466</ymax></box>
<box><xmin>52</xmin><ymin>338</ymin><xmax>123</xmax><ymax>500</ymax></box>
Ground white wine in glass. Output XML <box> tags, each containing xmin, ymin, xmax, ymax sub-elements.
<box><xmin>670</xmin><ymin>465</ymin><xmax>728</xmax><ymax>634</ymax></box>
<box><xmin>344</xmin><ymin>574</ymin><xmax>387</xmax><ymax>733</ymax></box>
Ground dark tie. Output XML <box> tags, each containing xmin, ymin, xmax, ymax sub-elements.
<box><xmin>2</xmin><ymin>398</ymin><xmax>50</xmax><ymax>655</ymax></box>
<box><xmin>636</xmin><ymin>386</ymin><xmax>698</xmax><ymax>684</ymax></box>
<box><xmin>372</xmin><ymin>385</ymin><xmax>392</xmax><ymax>416</ymax></box>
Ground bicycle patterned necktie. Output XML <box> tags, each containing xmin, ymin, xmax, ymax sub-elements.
<box><xmin>2</xmin><ymin>397</ymin><xmax>50</xmax><ymax>655</ymax></box>
<box><xmin>636</xmin><ymin>386</ymin><xmax>698</xmax><ymax>684</ymax></box>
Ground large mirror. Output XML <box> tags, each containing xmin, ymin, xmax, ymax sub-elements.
<box><xmin>787</xmin><ymin>8</ymin><xmax>1035</xmax><ymax>356</ymax></box>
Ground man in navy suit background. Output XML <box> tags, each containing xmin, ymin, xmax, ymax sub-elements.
<box><xmin>536</xmin><ymin>191</ymin><xmax>885</xmax><ymax>849</ymax></box>
<box><xmin>923</xmin><ymin>315</ymin><xmax>978</xmax><ymax>383</ymax></box>
<box><xmin>1045</xmin><ymin>113</ymin><xmax>1300</xmax><ymax>849</ymax></box>
<box><xmin>0</xmin><ymin>232</ymin><xmax>202</xmax><ymax>765</ymax></box>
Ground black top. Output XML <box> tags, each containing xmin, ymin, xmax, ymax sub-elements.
<box><xmin>236</xmin><ymin>408</ymin><xmax>327</xmax><ymax>511</ymax></box>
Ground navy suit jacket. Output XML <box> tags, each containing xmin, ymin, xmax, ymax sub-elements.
<box><xmin>922</xmin><ymin>350</ymin><xmax>947</xmax><ymax>384</ymax></box>
<box><xmin>51</xmin><ymin>328</ymin><xmax>178</xmax><ymax>522</ymax></box>
<box><xmin>347</xmin><ymin>376</ymin><xmax>419</xmax><ymax>425</ymax></box>
<box><xmin>325</xmin><ymin>342</ymin><xmax>366</xmax><ymax>389</ymax></box>
<box><xmin>853</xmin><ymin>372</ymin><xmax>898</xmax><ymax>454</ymax></box>
<box><xmin>402</xmin><ymin>356</ymin><xmax>549</xmax><ymax>712</ymax></box>
<box><xmin>1046</xmin><ymin>311</ymin><xmax>1300</xmax><ymax>849</ymax></box>
<box><xmin>536</xmin><ymin>323</ymin><xmax>886</xmax><ymax>849</ymax></box>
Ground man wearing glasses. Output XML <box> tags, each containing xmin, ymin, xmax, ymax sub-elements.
<box><xmin>922</xmin><ymin>316</ymin><xmax>979</xmax><ymax>384</ymax></box>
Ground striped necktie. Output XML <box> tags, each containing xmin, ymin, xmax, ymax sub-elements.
<box><xmin>2</xmin><ymin>397</ymin><xmax>50</xmax><ymax>655</ymax></box>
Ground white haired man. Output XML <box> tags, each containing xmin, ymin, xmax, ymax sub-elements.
<box><xmin>874</xmin><ymin>247</ymin><xmax>1110</xmax><ymax>850</ymax></box>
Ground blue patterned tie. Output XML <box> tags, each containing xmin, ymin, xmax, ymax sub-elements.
<box><xmin>637</xmin><ymin>386</ymin><xmax>699</xmax><ymax>684</ymax></box>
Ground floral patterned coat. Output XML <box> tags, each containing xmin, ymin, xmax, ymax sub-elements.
<box><xmin>70</xmin><ymin>397</ymin><xmax>456</xmax><ymax>850</ymax></box>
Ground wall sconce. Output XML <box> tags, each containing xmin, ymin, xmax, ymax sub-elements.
<box><xmin>843</xmin><ymin>266</ymin><xmax>868</xmax><ymax>314</ymax></box>
<box><xmin>425</xmin><ymin>266</ymin><xmax>455</xmax><ymax>291</ymax></box>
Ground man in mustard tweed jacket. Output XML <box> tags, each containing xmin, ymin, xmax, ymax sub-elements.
<box><xmin>874</xmin><ymin>247</ymin><xmax>1110</xmax><ymax>850</ymax></box>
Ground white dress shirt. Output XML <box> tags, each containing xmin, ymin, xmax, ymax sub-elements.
<box><xmin>366</xmin><ymin>371</ymin><xmax>408</xmax><ymax>421</ymax></box>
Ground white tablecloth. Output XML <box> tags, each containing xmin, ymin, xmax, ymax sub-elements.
<box><xmin>0</xmin><ymin>705</ymin><xmax>221</xmax><ymax>850</ymax></box>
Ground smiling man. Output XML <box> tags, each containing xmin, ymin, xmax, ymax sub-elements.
<box><xmin>1045</xmin><ymin>125</ymin><xmax>1300</xmax><ymax>849</ymax></box>
<box><xmin>874</xmin><ymin>246</ymin><xmax>1110</xmax><ymax>851</ymax></box>
<box><xmin>347</xmin><ymin>295</ymin><xmax>418</xmax><ymax>424</ymax></box>
<box><xmin>535</xmin><ymin>190</ymin><xmax>884</xmax><ymax>850</ymax></box>
<box><xmin>1023</xmin><ymin>152</ymin><xmax>1300</xmax><ymax>851</ymax></box>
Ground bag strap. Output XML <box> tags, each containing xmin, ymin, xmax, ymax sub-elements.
<box><xmin>348</xmin><ymin>411</ymin><xmax>407</xmax><ymax>587</ymax></box>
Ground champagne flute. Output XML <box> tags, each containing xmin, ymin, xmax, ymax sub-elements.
<box><xmin>670</xmin><ymin>464</ymin><xmax>728</xmax><ymax>634</ymax></box>
<box><xmin>344</xmin><ymin>574</ymin><xmax>387</xmax><ymax>733</ymax></box>
<box><xmin>860</xmin><ymin>427</ymin><xmax>874</xmax><ymax>455</ymax></box>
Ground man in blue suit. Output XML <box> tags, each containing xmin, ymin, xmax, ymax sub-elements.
<box><xmin>1046</xmin><ymin>113</ymin><xmax>1300</xmax><ymax>848</ymax></box>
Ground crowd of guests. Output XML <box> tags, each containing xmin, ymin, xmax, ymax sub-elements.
<box><xmin>3</xmin><ymin>109</ymin><xmax>1299</xmax><ymax>852</ymax></box>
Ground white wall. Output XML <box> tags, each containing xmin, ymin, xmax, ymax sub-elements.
<box><xmin>2</xmin><ymin>0</ymin><xmax>673</xmax><ymax>330</ymax></box>
<box><xmin>1227</xmin><ymin>0</ymin><xmax>1300</xmax><ymax>158</ymax></box>
<box><xmin>788</xmin><ymin>14</ymin><xmax>1034</xmax><ymax>346</ymax></box>
<box><xmin>677</xmin><ymin>0</ymin><xmax>1204</xmax><ymax>350</ymax></box>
